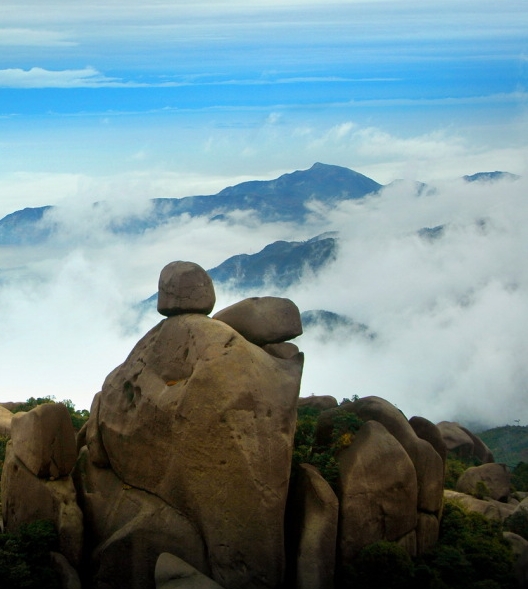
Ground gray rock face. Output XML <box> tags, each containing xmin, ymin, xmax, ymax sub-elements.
<box><xmin>319</xmin><ymin>396</ymin><xmax>444</xmax><ymax>516</ymax></box>
<box><xmin>409</xmin><ymin>415</ymin><xmax>447</xmax><ymax>467</ymax></box>
<box><xmin>74</xmin><ymin>447</ymin><xmax>208</xmax><ymax>589</ymax></box>
<box><xmin>155</xmin><ymin>553</ymin><xmax>226</xmax><ymax>589</ymax></box>
<box><xmin>456</xmin><ymin>462</ymin><xmax>511</xmax><ymax>501</ymax></box>
<box><xmin>503</xmin><ymin>532</ymin><xmax>528</xmax><ymax>589</ymax></box>
<box><xmin>82</xmin><ymin>309</ymin><xmax>303</xmax><ymax>589</ymax></box>
<box><xmin>290</xmin><ymin>464</ymin><xmax>338</xmax><ymax>589</ymax></box>
<box><xmin>0</xmin><ymin>405</ymin><xmax>13</xmax><ymax>437</ymax></box>
<box><xmin>337</xmin><ymin>420</ymin><xmax>418</xmax><ymax>560</ymax></box>
<box><xmin>157</xmin><ymin>261</ymin><xmax>216</xmax><ymax>316</ymax></box>
<box><xmin>444</xmin><ymin>490</ymin><xmax>516</xmax><ymax>521</ymax></box>
<box><xmin>50</xmin><ymin>552</ymin><xmax>82</xmax><ymax>589</ymax></box>
<box><xmin>1</xmin><ymin>443</ymin><xmax>83</xmax><ymax>566</ymax></box>
<box><xmin>10</xmin><ymin>402</ymin><xmax>77</xmax><ymax>478</ymax></box>
<box><xmin>213</xmin><ymin>296</ymin><xmax>302</xmax><ymax>345</ymax></box>
<box><xmin>437</xmin><ymin>421</ymin><xmax>494</xmax><ymax>463</ymax></box>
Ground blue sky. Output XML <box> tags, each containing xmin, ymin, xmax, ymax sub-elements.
<box><xmin>0</xmin><ymin>0</ymin><xmax>526</xmax><ymax>216</ymax></box>
<box><xmin>1</xmin><ymin>1</ymin><xmax>528</xmax><ymax>422</ymax></box>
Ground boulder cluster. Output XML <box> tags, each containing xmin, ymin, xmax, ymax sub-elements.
<box><xmin>0</xmin><ymin>260</ymin><xmax>518</xmax><ymax>588</ymax></box>
<box><xmin>291</xmin><ymin>394</ymin><xmax>445</xmax><ymax>589</ymax></box>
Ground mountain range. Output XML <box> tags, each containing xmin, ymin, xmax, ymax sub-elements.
<box><xmin>1</xmin><ymin>163</ymin><xmax>520</xmax><ymax>248</ymax></box>
<box><xmin>0</xmin><ymin>163</ymin><xmax>382</xmax><ymax>246</ymax></box>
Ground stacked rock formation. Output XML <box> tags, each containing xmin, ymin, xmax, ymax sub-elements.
<box><xmin>1</xmin><ymin>261</ymin><xmax>454</xmax><ymax>589</ymax></box>
<box><xmin>76</xmin><ymin>261</ymin><xmax>305</xmax><ymax>589</ymax></box>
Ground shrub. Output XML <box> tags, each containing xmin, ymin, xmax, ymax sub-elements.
<box><xmin>445</xmin><ymin>451</ymin><xmax>482</xmax><ymax>490</ymax></box>
<box><xmin>292</xmin><ymin>405</ymin><xmax>363</xmax><ymax>488</ymax></box>
<box><xmin>419</xmin><ymin>500</ymin><xmax>516</xmax><ymax>589</ymax></box>
<box><xmin>511</xmin><ymin>461</ymin><xmax>528</xmax><ymax>492</ymax></box>
<box><xmin>344</xmin><ymin>540</ymin><xmax>414</xmax><ymax>589</ymax></box>
<box><xmin>474</xmin><ymin>480</ymin><xmax>491</xmax><ymax>500</ymax></box>
<box><xmin>0</xmin><ymin>520</ymin><xmax>60</xmax><ymax>589</ymax></box>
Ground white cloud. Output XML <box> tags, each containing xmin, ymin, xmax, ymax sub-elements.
<box><xmin>0</xmin><ymin>28</ymin><xmax>76</xmax><ymax>46</ymax></box>
<box><xmin>1</xmin><ymin>169</ymin><xmax>527</xmax><ymax>430</ymax></box>
<box><xmin>0</xmin><ymin>66</ymin><xmax>123</xmax><ymax>88</ymax></box>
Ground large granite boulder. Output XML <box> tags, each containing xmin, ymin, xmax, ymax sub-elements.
<box><xmin>409</xmin><ymin>415</ymin><xmax>447</xmax><ymax>467</ymax></box>
<box><xmin>1</xmin><ymin>442</ymin><xmax>83</xmax><ymax>566</ymax></box>
<box><xmin>10</xmin><ymin>402</ymin><xmax>78</xmax><ymax>478</ymax></box>
<box><xmin>155</xmin><ymin>553</ymin><xmax>226</xmax><ymax>589</ymax></box>
<box><xmin>288</xmin><ymin>463</ymin><xmax>338</xmax><ymax>589</ymax></box>
<box><xmin>437</xmin><ymin>421</ymin><xmax>494</xmax><ymax>463</ymax></box>
<box><xmin>80</xmin><ymin>280</ymin><xmax>304</xmax><ymax>589</ymax></box>
<box><xmin>74</xmin><ymin>447</ymin><xmax>208</xmax><ymax>588</ymax></box>
<box><xmin>157</xmin><ymin>261</ymin><xmax>216</xmax><ymax>317</ymax></box>
<box><xmin>444</xmin><ymin>490</ymin><xmax>516</xmax><ymax>522</ymax></box>
<box><xmin>337</xmin><ymin>420</ymin><xmax>418</xmax><ymax>561</ymax></box>
<box><xmin>318</xmin><ymin>396</ymin><xmax>444</xmax><ymax>516</ymax></box>
<box><xmin>213</xmin><ymin>296</ymin><xmax>302</xmax><ymax>345</ymax></box>
<box><xmin>456</xmin><ymin>462</ymin><xmax>511</xmax><ymax>501</ymax></box>
<box><xmin>503</xmin><ymin>532</ymin><xmax>528</xmax><ymax>589</ymax></box>
<box><xmin>0</xmin><ymin>405</ymin><xmax>13</xmax><ymax>436</ymax></box>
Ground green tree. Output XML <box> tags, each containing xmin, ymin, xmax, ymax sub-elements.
<box><xmin>419</xmin><ymin>501</ymin><xmax>516</xmax><ymax>589</ymax></box>
<box><xmin>511</xmin><ymin>461</ymin><xmax>528</xmax><ymax>492</ymax></box>
<box><xmin>291</xmin><ymin>405</ymin><xmax>363</xmax><ymax>488</ymax></box>
<box><xmin>0</xmin><ymin>520</ymin><xmax>60</xmax><ymax>589</ymax></box>
<box><xmin>343</xmin><ymin>540</ymin><xmax>415</xmax><ymax>589</ymax></box>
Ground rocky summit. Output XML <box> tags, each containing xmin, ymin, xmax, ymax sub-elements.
<box><xmin>1</xmin><ymin>260</ymin><xmax>475</xmax><ymax>589</ymax></box>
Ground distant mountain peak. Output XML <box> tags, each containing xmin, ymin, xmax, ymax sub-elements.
<box><xmin>463</xmin><ymin>171</ymin><xmax>520</xmax><ymax>183</ymax></box>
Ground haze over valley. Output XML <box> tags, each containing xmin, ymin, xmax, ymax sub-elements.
<box><xmin>0</xmin><ymin>163</ymin><xmax>526</xmax><ymax>430</ymax></box>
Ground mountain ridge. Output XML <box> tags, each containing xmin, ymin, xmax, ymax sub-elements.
<box><xmin>0</xmin><ymin>164</ymin><xmax>520</xmax><ymax>247</ymax></box>
<box><xmin>0</xmin><ymin>163</ymin><xmax>381</xmax><ymax>245</ymax></box>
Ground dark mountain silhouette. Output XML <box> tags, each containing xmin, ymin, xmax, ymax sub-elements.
<box><xmin>0</xmin><ymin>206</ymin><xmax>55</xmax><ymax>245</ymax></box>
<box><xmin>143</xmin><ymin>233</ymin><xmax>338</xmax><ymax>307</ymax></box>
<box><xmin>0</xmin><ymin>163</ymin><xmax>382</xmax><ymax>245</ymax></box>
<box><xmin>301</xmin><ymin>309</ymin><xmax>375</xmax><ymax>340</ymax></box>
<box><xmin>207</xmin><ymin>233</ymin><xmax>338</xmax><ymax>290</ymax></box>
<box><xmin>119</xmin><ymin>162</ymin><xmax>382</xmax><ymax>228</ymax></box>
<box><xmin>463</xmin><ymin>171</ymin><xmax>520</xmax><ymax>183</ymax></box>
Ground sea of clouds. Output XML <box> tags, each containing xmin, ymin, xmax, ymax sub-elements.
<box><xmin>0</xmin><ymin>171</ymin><xmax>526</xmax><ymax>430</ymax></box>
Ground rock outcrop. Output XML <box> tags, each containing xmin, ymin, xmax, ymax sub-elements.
<box><xmin>444</xmin><ymin>490</ymin><xmax>516</xmax><ymax>522</ymax></box>
<box><xmin>456</xmin><ymin>462</ymin><xmax>511</xmax><ymax>501</ymax></box>
<box><xmin>337</xmin><ymin>419</ymin><xmax>419</xmax><ymax>559</ymax></box>
<box><xmin>297</xmin><ymin>395</ymin><xmax>338</xmax><ymax>412</ymax></box>
<box><xmin>157</xmin><ymin>261</ymin><xmax>216</xmax><ymax>317</ymax></box>
<box><xmin>0</xmin><ymin>404</ymin><xmax>13</xmax><ymax>436</ymax></box>
<box><xmin>288</xmin><ymin>463</ymin><xmax>339</xmax><ymax>589</ymax></box>
<box><xmin>316</xmin><ymin>396</ymin><xmax>445</xmax><ymax>563</ymax></box>
<box><xmin>213</xmin><ymin>296</ymin><xmax>302</xmax><ymax>345</ymax></box>
<box><xmin>78</xmin><ymin>261</ymin><xmax>304</xmax><ymax>589</ymax></box>
<box><xmin>155</xmin><ymin>553</ymin><xmax>226</xmax><ymax>589</ymax></box>
<box><xmin>1</xmin><ymin>260</ymin><xmax>472</xmax><ymax>589</ymax></box>
<box><xmin>1</xmin><ymin>402</ymin><xmax>83</xmax><ymax>567</ymax></box>
<box><xmin>437</xmin><ymin>421</ymin><xmax>494</xmax><ymax>463</ymax></box>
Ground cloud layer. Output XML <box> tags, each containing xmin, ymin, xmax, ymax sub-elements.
<box><xmin>0</xmin><ymin>171</ymin><xmax>526</xmax><ymax>431</ymax></box>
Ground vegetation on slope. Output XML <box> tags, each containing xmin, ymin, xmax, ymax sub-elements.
<box><xmin>339</xmin><ymin>500</ymin><xmax>516</xmax><ymax>589</ymax></box>
<box><xmin>477</xmin><ymin>425</ymin><xmax>528</xmax><ymax>468</ymax></box>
